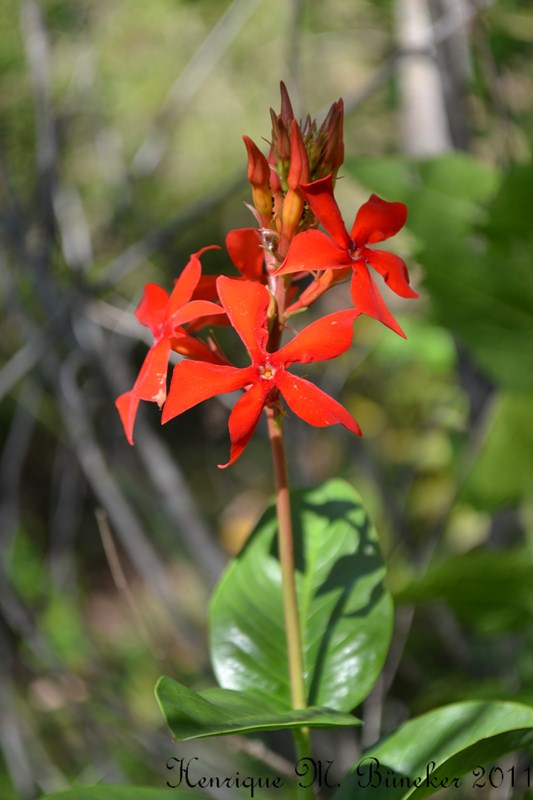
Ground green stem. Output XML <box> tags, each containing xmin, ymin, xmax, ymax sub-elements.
<box><xmin>266</xmin><ymin>407</ymin><xmax>314</xmax><ymax>798</ymax></box>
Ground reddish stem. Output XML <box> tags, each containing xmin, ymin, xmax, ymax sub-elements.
<box><xmin>266</xmin><ymin>405</ymin><xmax>306</xmax><ymax>710</ymax></box>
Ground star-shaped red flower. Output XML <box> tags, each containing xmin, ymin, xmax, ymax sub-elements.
<box><xmin>116</xmin><ymin>247</ymin><xmax>225</xmax><ymax>444</ymax></box>
<box><xmin>162</xmin><ymin>276</ymin><xmax>361</xmax><ymax>467</ymax></box>
<box><xmin>276</xmin><ymin>175</ymin><xmax>418</xmax><ymax>337</ymax></box>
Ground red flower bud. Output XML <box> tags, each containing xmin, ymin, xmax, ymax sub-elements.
<box><xmin>243</xmin><ymin>135</ymin><xmax>270</xmax><ymax>188</ymax></box>
<box><xmin>242</xmin><ymin>135</ymin><xmax>272</xmax><ymax>225</ymax></box>
<box><xmin>269</xmin><ymin>108</ymin><xmax>290</xmax><ymax>164</ymax></box>
<box><xmin>279</xmin><ymin>81</ymin><xmax>295</xmax><ymax>127</ymax></box>
<box><xmin>316</xmin><ymin>98</ymin><xmax>344</xmax><ymax>180</ymax></box>
<box><xmin>287</xmin><ymin>120</ymin><xmax>310</xmax><ymax>191</ymax></box>
<box><xmin>279</xmin><ymin>188</ymin><xmax>305</xmax><ymax>256</ymax></box>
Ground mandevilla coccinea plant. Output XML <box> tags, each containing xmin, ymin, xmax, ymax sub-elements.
<box><xmin>105</xmin><ymin>85</ymin><xmax>533</xmax><ymax>800</ymax></box>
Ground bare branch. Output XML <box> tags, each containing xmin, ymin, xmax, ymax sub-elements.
<box><xmin>74</xmin><ymin>311</ymin><xmax>226</xmax><ymax>586</ymax></box>
<box><xmin>53</xmin><ymin>185</ymin><xmax>93</xmax><ymax>272</ymax></box>
<box><xmin>0</xmin><ymin>381</ymin><xmax>42</xmax><ymax>556</ymax></box>
<box><xmin>58</xmin><ymin>352</ymin><xmax>199</xmax><ymax>643</ymax></box>
<box><xmin>98</xmin><ymin>169</ymin><xmax>245</xmax><ymax>289</ymax></box>
<box><xmin>95</xmin><ymin>508</ymin><xmax>167</xmax><ymax>659</ymax></box>
<box><xmin>20</xmin><ymin>0</ymin><xmax>57</xmax><ymax>229</ymax></box>
<box><xmin>0</xmin><ymin>338</ymin><xmax>43</xmax><ymax>404</ymax></box>
<box><xmin>0</xmin><ymin>632</ymin><xmax>40</xmax><ymax>799</ymax></box>
<box><xmin>131</xmin><ymin>0</ymin><xmax>263</xmax><ymax>177</ymax></box>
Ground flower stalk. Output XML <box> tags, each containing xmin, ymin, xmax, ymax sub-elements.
<box><xmin>266</xmin><ymin>406</ymin><xmax>313</xmax><ymax>799</ymax></box>
<box><xmin>266</xmin><ymin>406</ymin><xmax>306</xmax><ymax>711</ymax></box>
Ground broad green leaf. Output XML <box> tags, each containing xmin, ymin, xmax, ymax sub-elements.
<box><xmin>210</xmin><ymin>479</ymin><xmax>393</xmax><ymax>712</ymax></box>
<box><xmin>155</xmin><ymin>676</ymin><xmax>359</xmax><ymax>740</ymax></box>
<box><xmin>336</xmin><ymin>701</ymin><xmax>533</xmax><ymax>800</ymax></box>
<box><xmin>394</xmin><ymin>547</ymin><xmax>533</xmax><ymax>634</ymax></box>
<box><xmin>39</xmin><ymin>789</ymin><xmax>199</xmax><ymax>800</ymax></box>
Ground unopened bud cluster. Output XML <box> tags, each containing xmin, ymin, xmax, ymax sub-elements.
<box><xmin>244</xmin><ymin>83</ymin><xmax>344</xmax><ymax>262</ymax></box>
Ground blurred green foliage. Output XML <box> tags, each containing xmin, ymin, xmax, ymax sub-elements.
<box><xmin>1</xmin><ymin>0</ymin><xmax>533</xmax><ymax>798</ymax></box>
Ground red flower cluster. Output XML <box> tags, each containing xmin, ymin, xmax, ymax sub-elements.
<box><xmin>116</xmin><ymin>84</ymin><xmax>417</xmax><ymax>465</ymax></box>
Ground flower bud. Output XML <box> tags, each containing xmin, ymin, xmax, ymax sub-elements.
<box><xmin>287</xmin><ymin>120</ymin><xmax>310</xmax><ymax>191</ymax></box>
<box><xmin>243</xmin><ymin>135</ymin><xmax>272</xmax><ymax>226</ymax></box>
<box><xmin>270</xmin><ymin>109</ymin><xmax>290</xmax><ymax>161</ymax></box>
<box><xmin>279</xmin><ymin>188</ymin><xmax>305</xmax><ymax>257</ymax></box>
<box><xmin>315</xmin><ymin>98</ymin><xmax>344</xmax><ymax>180</ymax></box>
<box><xmin>279</xmin><ymin>81</ymin><xmax>295</xmax><ymax>127</ymax></box>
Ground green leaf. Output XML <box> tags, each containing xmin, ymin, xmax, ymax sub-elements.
<box><xmin>345</xmin><ymin>154</ymin><xmax>497</xmax><ymax>235</ymax></box>
<box><xmin>7</xmin><ymin>528</ymin><xmax>45</xmax><ymax>601</ymax></box>
<box><xmin>336</xmin><ymin>701</ymin><xmax>533</xmax><ymax>800</ymax></box>
<box><xmin>155</xmin><ymin>676</ymin><xmax>359</xmax><ymax>740</ymax></box>
<box><xmin>412</xmin><ymin>162</ymin><xmax>533</xmax><ymax>392</ymax></box>
<box><xmin>374</xmin><ymin>318</ymin><xmax>456</xmax><ymax>374</ymax></box>
<box><xmin>210</xmin><ymin>479</ymin><xmax>393</xmax><ymax>712</ymax></box>
<box><xmin>344</xmin><ymin>156</ymin><xmax>414</xmax><ymax>201</ymax></box>
<box><xmin>483</xmin><ymin>163</ymin><xmax>533</xmax><ymax>242</ymax></box>
<box><xmin>348</xmin><ymin>154</ymin><xmax>533</xmax><ymax>390</ymax></box>
<box><xmin>394</xmin><ymin>547</ymin><xmax>533</xmax><ymax>634</ymax></box>
<box><xmin>39</xmin><ymin>788</ymin><xmax>199</xmax><ymax>800</ymax></box>
<box><xmin>463</xmin><ymin>392</ymin><xmax>533</xmax><ymax>509</ymax></box>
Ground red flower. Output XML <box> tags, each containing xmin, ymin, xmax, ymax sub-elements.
<box><xmin>116</xmin><ymin>247</ymin><xmax>225</xmax><ymax>444</ymax></box>
<box><xmin>276</xmin><ymin>175</ymin><xmax>418</xmax><ymax>337</ymax></box>
<box><xmin>162</xmin><ymin>276</ymin><xmax>362</xmax><ymax>467</ymax></box>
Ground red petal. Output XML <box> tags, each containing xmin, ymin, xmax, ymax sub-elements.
<box><xmin>218</xmin><ymin>381</ymin><xmax>269</xmax><ymax>468</ymax></box>
<box><xmin>216</xmin><ymin>276</ymin><xmax>269</xmax><ymax>363</ymax></box>
<box><xmin>350</xmin><ymin>264</ymin><xmax>406</xmax><ymax>338</ymax></box>
<box><xmin>226</xmin><ymin>228</ymin><xmax>264</xmax><ymax>281</ymax></box>
<box><xmin>275</xmin><ymin>309</ymin><xmax>358</xmax><ymax>365</ymax></box>
<box><xmin>134</xmin><ymin>339</ymin><xmax>172</xmax><ymax>404</ymax></box>
<box><xmin>350</xmin><ymin>194</ymin><xmax>407</xmax><ymax>247</ymax></box>
<box><xmin>277</xmin><ymin>373</ymin><xmax>361</xmax><ymax>435</ymax></box>
<box><xmin>172</xmin><ymin>335</ymin><xmax>228</xmax><ymax>364</ymax></box>
<box><xmin>115</xmin><ymin>390</ymin><xmax>140</xmax><ymax>445</ymax></box>
<box><xmin>363</xmin><ymin>248</ymin><xmax>418</xmax><ymax>299</ymax></box>
<box><xmin>167</xmin><ymin>246</ymin><xmax>219</xmax><ymax>316</ymax></box>
<box><xmin>167</xmin><ymin>255</ymin><xmax>200</xmax><ymax>316</ymax></box>
<box><xmin>192</xmin><ymin>274</ymin><xmax>219</xmax><ymax>301</ymax></box>
<box><xmin>162</xmin><ymin>361</ymin><xmax>253</xmax><ymax>424</ymax></box>
<box><xmin>115</xmin><ymin>339</ymin><xmax>172</xmax><ymax>444</ymax></box>
<box><xmin>276</xmin><ymin>230</ymin><xmax>350</xmax><ymax>275</ymax></box>
<box><xmin>299</xmin><ymin>175</ymin><xmax>352</xmax><ymax>249</ymax></box>
<box><xmin>169</xmin><ymin>299</ymin><xmax>225</xmax><ymax>329</ymax></box>
<box><xmin>186</xmin><ymin>312</ymin><xmax>230</xmax><ymax>334</ymax></box>
<box><xmin>135</xmin><ymin>283</ymin><xmax>169</xmax><ymax>334</ymax></box>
